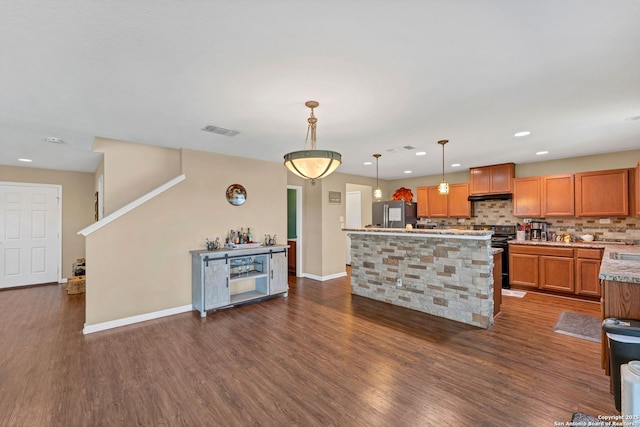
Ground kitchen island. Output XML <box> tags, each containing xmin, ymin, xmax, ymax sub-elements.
<box><xmin>344</xmin><ymin>227</ymin><xmax>496</xmax><ymax>328</ymax></box>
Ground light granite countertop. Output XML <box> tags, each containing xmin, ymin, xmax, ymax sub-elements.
<box><xmin>509</xmin><ymin>239</ymin><xmax>640</xmax><ymax>284</ymax></box>
<box><xmin>190</xmin><ymin>244</ymin><xmax>289</xmax><ymax>257</ymax></box>
<box><xmin>343</xmin><ymin>227</ymin><xmax>492</xmax><ymax>239</ymax></box>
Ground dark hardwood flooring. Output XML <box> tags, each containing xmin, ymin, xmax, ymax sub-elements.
<box><xmin>0</xmin><ymin>272</ymin><xmax>616</xmax><ymax>426</ymax></box>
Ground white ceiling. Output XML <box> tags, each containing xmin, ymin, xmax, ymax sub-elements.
<box><xmin>1</xmin><ymin>1</ymin><xmax>639</xmax><ymax>180</ymax></box>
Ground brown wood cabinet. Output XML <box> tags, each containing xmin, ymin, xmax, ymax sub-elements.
<box><xmin>512</xmin><ymin>174</ymin><xmax>575</xmax><ymax>218</ymax></box>
<box><xmin>513</xmin><ymin>176</ymin><xmax>541</xmax><ymax>217</ymax></box>
<box><xmin>601</xmin><ymin>280</ymin><xmax>640</xmax><ymax>373</ymax></box>
<box><xmin>427</xmin><ymin>186</ymin><xmax>448</xmax><ymax>217</ymax></box>
<box><xmin>493</xmin><ymin>252</ymin><xmax>502</xmax><ymax>317</ymax></box>
<box><xmin>418</xmin><ymin>184</ymin><xmax>471</xmax><ymax>218</ymax></box>
<box><xmin>416</xmin><ymin>186</ymin><xmax>429</xmax><ymax>218</ymax></box>
<box><xmin>575</xmin><ymin>169</ymin><xmax>629</xmax><ymax>216</ymax></box>
<box><xmin>542</xmin><ymin>174</ymin><xmax>575</xmax><ymax>217</ymax></box>
<box><xmin>575</xmin><ymin>248</ymin><xmax>603</xmax><ymax>297</ymax></box>
<box><xmin>509</xmin><ymin>245</ymin><xmax>577</xmax><ymax>294</ymax></box>
<box><xmin>447</xmin><ymin>183</ymin><xmax>472</xmax><ymax>217</ymax></box>
<box><xmin>634</xmin><ymin>162</ymin><xmax>640</xmax><ymax>217</ymax></box>
<box><xmin>287</xmin><ymin>240</ymin><xmax>296</xmax><ymax>275</ymax></box>
<box><xmin>509</xmin><ymin>250</ymin><xmax>539</xmax><ymax>288</ymax></box>
<box><xmin>539</xmin><ymin>256</ymin><xmax>574</xmax><ymax>292</ymax></box>
<box><xmin>470</xmin><ymin>163</ymin><xmax>515</xmax><ymax>195</ymax></box>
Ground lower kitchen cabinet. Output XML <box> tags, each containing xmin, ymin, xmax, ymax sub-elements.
<box><xmin>539</xmin><ymin>256</ymin><xmax>574</xmax><ymax>292</ymax></box>
<box><xmin>509</xmin><ymin>252</ymin><xmax>539</xmax><ymax>288</ymax></box>
<box><xmin>510</xmin><ymin>244</ymin><xmax>579</xmax><ymax>295</ymax></box>
<box><xmin>191</xmin><ymin>245</ymin><xmax>289</xmax><ymax>317</ymax></box>
<box><xmin>575</xmin><ymin>248</ymin><xmax>604</xmax><ymax>297</ymax></box>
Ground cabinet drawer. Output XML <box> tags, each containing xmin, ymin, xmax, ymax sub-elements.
<box><xmin>509</xmin><ymin>245</ymin><xmax>574</xmax><ymax>257</ymax></box>
<box><xmin>576</xmin><ymin>248</ymin><xmax>603</xmax><ymax>260</ymax></box>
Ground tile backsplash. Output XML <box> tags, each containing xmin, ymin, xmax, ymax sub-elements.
<box><xmin>421</xmin><ymin>200</ymin><xmax>640</xmax><ymax>243</ymax></box>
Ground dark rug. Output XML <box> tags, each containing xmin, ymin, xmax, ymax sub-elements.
<box><xmin>553</xmin><ymin>311</ymin><xmax>601</xmax><ymax>343</ymax></box>
<box><xmin>572</xmin><ymin>412</ymin><xmax>604</xmax><ymax>425</ymax></box>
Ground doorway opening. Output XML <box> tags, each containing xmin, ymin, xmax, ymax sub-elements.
<box><xmin>287</xmin><ymin>185</ymin><xmax>302</xmax><ymax>277</ymax></box>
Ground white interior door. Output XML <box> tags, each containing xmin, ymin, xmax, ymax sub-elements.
<box><xmin>0</xmin><ymin>183</ymin><xmax>60</xmax><ymax>288</ymax></box>
<box><xmin>345</xmin><ymin>191</ymin><xmax>362</xmax><ymax>265</ymax></box>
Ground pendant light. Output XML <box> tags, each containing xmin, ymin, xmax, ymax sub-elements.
<box><xmin>284</xmin><ymin>101</ymin><xmax>342</xmax><ymax>184</ymax></box>
<box><xmin>373</xmin><ymin>154</ymin><xmax>382</xmax><ymax>199</ymax></box>
<box><xmin>437</xmin><ymin>139</ymin><xmax>449</xmax><ymax>195</ymax></box>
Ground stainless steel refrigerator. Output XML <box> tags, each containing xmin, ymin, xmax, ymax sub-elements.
<box><xmin>372</xmin><ymin>201</ymin><xmax>417</xmax><ymax>228</ymax></box>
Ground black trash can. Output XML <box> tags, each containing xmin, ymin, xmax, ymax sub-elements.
<box><xmin>602</xmin><ymin>318</ymin><xmax>640</xmax><ymax>412</ymax></box>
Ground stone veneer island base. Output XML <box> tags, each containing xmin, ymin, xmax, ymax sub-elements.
<box><xmin>345</xmin><ymin>228</ymin><xmax>495</xmax><ymax>329</ymax></box>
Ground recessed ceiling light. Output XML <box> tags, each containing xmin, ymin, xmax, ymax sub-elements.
<box><xmin>514</xmin><ymin>131</ymin><xmax>530</xmax><ymax>137</ymax></box>
<box><xmin>536</xmin><ymin>151</ymin><xmax>549</xmax><ymax>155</ymax></box>
<box><xmin>403</xmin><ymin>170</ymin><xmax>412</xmax><ymax>174</ymax></box>
<box><xmin>415</xmin><ymin>151</ymin><xmax>427</xmax><ymax>156</ymax></box>
<box><xmin>45</xmin><ymin>137</ymin><xmax>65</xmax><ymax>144</ymax></box>
<box><xmin>363</xmin><ymin>161</ymin><xmax>372</xmax><ymax>165</ymax></box>
<box><xmin>451</xmin><ymin>163</ymin><xmax>461</xmax><ymax>167</ymax></box>
<box><xmin>18</xmin><ymin>158</ymin><xmax>32</xmax><ymax>162</ymax></box>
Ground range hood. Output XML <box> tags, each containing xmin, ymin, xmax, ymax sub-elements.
<box><xmin>468</xmin><ymin>193</ymin><xmax>513</xmax><ymax>202</ymax></box>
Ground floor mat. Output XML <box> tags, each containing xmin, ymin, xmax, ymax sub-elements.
<box><xmin>553</xmin><ymin>311</ymin><xmax>601</xmax><ymax>343</ymax></box>
<box><xmin>502</xmin><ymin>289</ymin><xmax>526</xmax><ymax>298</ymax></box>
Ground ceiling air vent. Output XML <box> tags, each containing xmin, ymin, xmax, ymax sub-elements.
<box><xmin>201</xmin><ymin>125</ymin><xmax>239</xmax><ymax>137</ymax></box>
<box><xmin>386</xmin><ymin>145</ymin><xmax>416</xmax><ymax>153</ymax></box>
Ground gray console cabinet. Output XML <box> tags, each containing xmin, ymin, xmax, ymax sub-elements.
<box><xmin>191</xmin><ymin>245</ymin><xmax>288</xmax><ymax>317</ymax></box>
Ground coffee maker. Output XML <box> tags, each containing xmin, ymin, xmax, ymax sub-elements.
<box><xmin>530</xmin><ymin>221</ymin><xmax>548</xmax><ymax>241</ymax></box>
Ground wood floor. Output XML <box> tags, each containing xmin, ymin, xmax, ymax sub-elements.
<box><xmin>0</xmin><ymin>272</ymin><xmax>617</xmax><ymax>426</ymax></box>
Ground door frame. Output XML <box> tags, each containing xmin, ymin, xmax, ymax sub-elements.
<box><xmin>0</xmin><ymin>181</ymin><xmax>63</xmax><ymax>285</ymax></box>
<box><xmin>287</xmin><ymin>185</ymin><xmax>303</xmax><ymax>277</ymax></box>
<box><xmin>345</xmin><ymin>191</ymin><xmax>362</xmax><ymax>265</ymax></box>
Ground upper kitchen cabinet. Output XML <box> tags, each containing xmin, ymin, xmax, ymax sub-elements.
<box><xmin>420</xmin><ymin>184</ymin><xmax>471</xmax><ymax>218</ymax></box>
<box><xmin>513</xmin><ymin>174</ymin><xmax>575</xmax><ymax>218</ymax></box>
<box><xmin>417</xmin><ymin>186</ymin><xmax>429</xmax><ymax>217</ymax></box>
<box><xmin>635</xmin><ymin>162</ymin><xmax>640</xmax><ymax>217</ymax></box>
<box><xmin>427</xmin><ymin>186</ymin><xmax>448</xmax><ymax>217</ymax></box>
<box><xmin>513</xmin><ymin>176</ymin><xmax>541</xmax><ymax>217</ymax></box>
<box><xmin>542</xmin><ymin>174</ymin><xmax>575</xmax><ymax>217</ymax></box>
<box><xmin>470</xmin><ymin>163</ymin><xmax>515</xmax><ymax>195</ymax></box>
<box><xmin>575</xmin><ymin>169</ymin><xmax>629</xmax><ymax>217</ymax></box>
<box><xmin>447</xmin><ymin>183</ymin><xmax>472</xmax><ymax>217</ymax></box>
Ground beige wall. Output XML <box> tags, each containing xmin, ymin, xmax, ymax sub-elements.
<box><xmin>93</xmin><ymin>137</ymin><xmax>182</xmax><ymax>215</ymax></box>
<box><xmin>85</xmin><ymin>144</ymin><xmax>287</xmax><ymax>325</ymax></box>
<box><xmin>0</xmin><ymin>165</ymin><xmax>95</xmax><ymax>278</ymax></box>
<box><xmin>345</xmin><ymin>183</ymin><xmax>373</xmax><ymax>227</ymax></box>
<box><xmin>288</xmin><ymin>170</ymin><xmax>379</xmax><ymax>278</ymax></box>
<box><xmin>514</xmin><ymin>149</ymin><xmax>640</xmax><ymax>177</ymax></box>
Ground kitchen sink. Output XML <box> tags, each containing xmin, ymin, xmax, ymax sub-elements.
<box><xmin>609</xmin><ymin>252</ymin><xmax>640</xmax><ymax>262</ymax></box>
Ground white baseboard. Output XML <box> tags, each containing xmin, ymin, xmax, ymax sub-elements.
<box><xmin>83</xmin><ymin>304</ymin><xmax>193</xmax><ymax>334</ymax></box>
<box><xmin>302</xmin><ymin>271</ymin><xmax>347</xmax><ymax>282</ymax></box>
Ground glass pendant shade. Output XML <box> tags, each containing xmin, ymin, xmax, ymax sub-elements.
<box><xmin>373</xmin><ymin>153</ymin><xmax>382</xmax><ymax>199</ymax></box>
<box><xmin>284</xmin><ymin>150</ymin><xmax>342</xmax><ymax>180</ymax></box>
<box><xmin>437</xmin><ymin>140</ymin><xmax>449</xmax><ymax>195</ymax></box>
<box><xmin>284</xmin><ymin>101</ymin><xmax>341</xmax><ymax>183</ymax></box>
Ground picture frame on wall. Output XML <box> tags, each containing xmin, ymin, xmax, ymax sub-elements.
<box><xmin>328</xmin><ymin>191</ymin><xmax>341</xmax><ymax>204</ymax></box>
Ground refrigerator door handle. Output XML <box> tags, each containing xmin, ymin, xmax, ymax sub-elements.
<box><xmin>383</xmin><ymin>204</ymin><xmax>388</xmax><ymax>228</ymax></box>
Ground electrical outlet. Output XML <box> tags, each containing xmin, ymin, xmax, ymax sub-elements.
<box><xmin>523</xmin><ymin>218</ymin><xmax>532</xmax><ymax>224</ymax></box>
<box><xmin>599</xmin><ymin>218</ymin><xmax>611</xmax><ymax>224</ymax></box>
<box><xmin>458</xmin><ymin>218</ymin><xmax>465</xmax><ymax>223</ymax></box>
<box><xmin>426</xmin><ymin>218</ymin><xmax>431</xmax><ymax>223</ymax></box>
<box><xmin>396</xmin><ymin>278</ymin><xmax>402</xmax><ymax>286</ymax></box>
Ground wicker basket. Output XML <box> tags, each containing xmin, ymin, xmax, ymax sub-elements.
<box><xmin>66</xmin><ymin>276</ymin><xmax>85</xmax><ymax>295</ymax></box>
